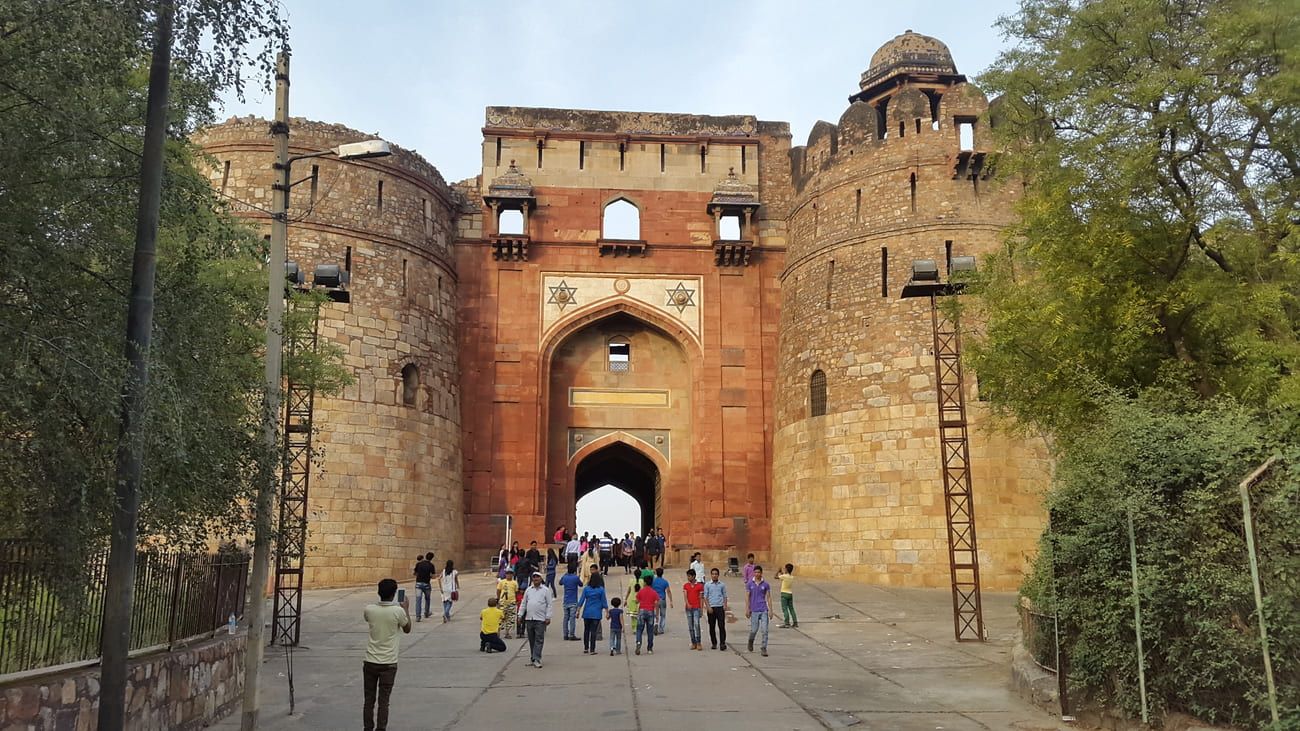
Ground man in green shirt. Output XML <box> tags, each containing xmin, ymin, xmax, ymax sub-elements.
<box><xmin>363</xmin><ymin>578</ymin><xmax>411</xmax><ymax>731</ymax></box>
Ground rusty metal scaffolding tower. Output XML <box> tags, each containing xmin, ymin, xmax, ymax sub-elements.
<box><xmin>929</xmin><ymin>294</ymin><xmax>985</xmax><ymax>642</ymax></box>
<box><xmin>271</xmin><ymin>302</ymin><xmax>319</xmax><ymax>647</ymax></box>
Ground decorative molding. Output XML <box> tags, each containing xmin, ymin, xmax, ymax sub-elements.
<box><xmin>568</xmin><ymin>427</ymin><xmax>671</xmax><ymax>463</ymax></box>
<box><xmin>541</xmin><ymin>273</ymin><xmax>703</xmax><ymax>345</ymax></box>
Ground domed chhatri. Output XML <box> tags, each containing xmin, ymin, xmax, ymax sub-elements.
<box><xmin>859</xmin><ymin>29</ymin><xmax>958</xmax><ymax>92</ymax></box>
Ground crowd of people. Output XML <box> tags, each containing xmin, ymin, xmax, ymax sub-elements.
<box><xmin>360</xmin><ymin>538</ymin><xmax>801</xmax><ymax>731</ymax></box>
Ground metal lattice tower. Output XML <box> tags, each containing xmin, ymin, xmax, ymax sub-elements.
<box><xmin>271</xmin><ymin>303</ymin><xmax>319</xmax><ymax>647</ymax></box>
<box><xmin>930</xmin><ymin>295</ymin><xmax>985</xmax><ymax>642</ymax></box>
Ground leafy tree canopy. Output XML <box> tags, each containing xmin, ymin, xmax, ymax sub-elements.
<box><xmin>970</xmin><ymin>0</ymin><xmax>1300</xmax><ymax>436</ymax></box>
<box><xmin>0</xmin><ymin>0</ymin><xmax>313</xmax><ymax>555</ymax></box>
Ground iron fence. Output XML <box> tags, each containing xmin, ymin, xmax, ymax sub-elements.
<box><xmin>0</xmin><ymin>541</ymin><xmax>248</xmax><ymax>677</ymax></box>
<box><xmin>1019</xmin><ymin>599</ymin><xmax>1059</xmax><ymax>672</ymax></box>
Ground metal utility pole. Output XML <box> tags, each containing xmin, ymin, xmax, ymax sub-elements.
<box><xmin>98</xmin><ymin>2</ymin><xmax>175</xmax><ymax>728</ymax></box>
<box><xmin>242</xmin><ymin>48</ymin><xmax>290</xmax><ymax>731</ymax></box>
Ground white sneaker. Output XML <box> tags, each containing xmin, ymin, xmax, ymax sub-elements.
<box><xmin>534</xmin><ymin>661</ymin><xmax>543</xmax><ymax>669</ymax></box>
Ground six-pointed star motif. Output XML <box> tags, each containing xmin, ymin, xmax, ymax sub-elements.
<box><xmin>547</xmin><ymin>280</ymin><xmax>578</xmax><ymax>310</ymax></box>
<box><xmin>665</xmin><ymin>282</ymin><xmax>697</xmax><ymax>313</ymax></box>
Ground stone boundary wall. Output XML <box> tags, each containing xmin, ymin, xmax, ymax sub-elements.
<box><xmin>0</xmin><ymin>632</ymin><xmax>244</xmax><ymax>731</ymax></box>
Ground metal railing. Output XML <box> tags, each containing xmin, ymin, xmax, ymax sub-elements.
<box><xmin>0</xmin><ymin>541</ymin><xmax>248</xmax><ymax>678</ymax></box>
<box><xmin>1019</xmin><ymin>599</ymin><xmax>1059</xmax><ymax>673</ymax></box>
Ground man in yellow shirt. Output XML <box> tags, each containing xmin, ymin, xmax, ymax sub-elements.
<box><xmin>362</xmin><ymin>578</ymin><xmax>411</xmax><ymax>731</ymax></box>
<box><xmin>480</xmin><ymin>597</ymin><xmax>507</xmax><ymax>653</ymax></box>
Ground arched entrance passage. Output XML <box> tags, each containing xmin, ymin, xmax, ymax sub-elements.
<box><xmin>574</xmin><ymin>441</ymin><xmax>660</xmax><ymax>537</ymax></box>
<box><xmin>541</xmin><ymin>304</ymin><xmax>695</xmax><ymax>539</ymax></box>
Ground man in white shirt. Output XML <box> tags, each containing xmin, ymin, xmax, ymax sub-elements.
<box><xmin>564</xmin><ymin>536</ymin><xmax>581</xmax><ymax>573</ymax></box>
<box><xmin>520</xmin><ymin>572</ymin><xmax>554</xmax><ymax>667</ymax></box>
<box><xmin>362</xmin><ymin>578</ymin><xmax>411</xmax><ymax>731</ymax></box>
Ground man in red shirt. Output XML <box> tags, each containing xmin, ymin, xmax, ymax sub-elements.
<box><xmin>635</xmin><ymin>581</ymin><xmax>660</xmax><ymax>655</ymax></box>
<box><xmin>682</xmin><ymin>568</ymin><xmax>706</xmax><ymax>650</ymax></box>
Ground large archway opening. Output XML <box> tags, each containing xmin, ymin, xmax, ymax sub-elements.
<box><xmin>575</xmin><ymin>486</ymin><xmax>642</xmax><ymax>538</ymax></box>
<box><xmin>573</xmin><ymin>442</ymin><xmax>659</xmax><ymax>537</ymax></box>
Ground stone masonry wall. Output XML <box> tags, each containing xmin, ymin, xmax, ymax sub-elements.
<box><xmin>0</xmin><ymin>632</ymin><xmax>244</xmax><ymax>731</ymax></box>
<box><xmin>194</xmin><ymin>118</ymin><xmax>464</xmax><ymax>587</ymax></box>
<box><xmin>772</xmin><ymin>81</ymin><xmax>1049</xmax><ymax>590</ymax></box>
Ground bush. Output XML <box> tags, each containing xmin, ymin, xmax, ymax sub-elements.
<box><xmin>1024</xmin><ymin>396</ymin><xmax>1299</xmax><ymax>727</ymax></box>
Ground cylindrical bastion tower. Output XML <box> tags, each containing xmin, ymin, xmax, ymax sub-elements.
<box><xmin>195</xmin><ymin>118</ymin><xmax>465</xmax><ymax>587</ymax></box>
<box><xmin>772</xmin><ymin>32</ymin><xmax>1049</xmax><ymax>590</ymax></box>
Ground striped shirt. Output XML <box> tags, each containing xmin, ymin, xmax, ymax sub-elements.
<box><xmin>598</xmin><ymin>537</ymin><xmax>614</xmax><ymax>553</ymax></box>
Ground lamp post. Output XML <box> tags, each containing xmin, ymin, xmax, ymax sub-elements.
<box><xmin>900</xmin><ymin>255</ymin><xmax>985</xmax><ymax>642</ymax></box>
<box><xmin>242</xmin><ymin>49</ymin><xmax>390</xmax><ymax>731</ymax></box>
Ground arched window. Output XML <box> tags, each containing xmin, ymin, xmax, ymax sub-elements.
<box><xmin>602</xmin><ymin>198</ymin><xmax>640</xmax><ymax>240</ymax></box>
<box><xmin>401</xmin><ymin>363</ymin><xmax>420</xmax><ymax>406</ymax></box>
<box><xmin>498</xmin><ymin>209</ymin><xmax>524</xmax><ymax>235</ymax></box>
<box><xmin>809</xmin><ymin>369</ymin><xmax>827</xmax><ymax>417</ymax></box>
<box><xmin>608</xmin><ymin>337</ymin><xmax>630</xmax><ymax>373</ymax></box>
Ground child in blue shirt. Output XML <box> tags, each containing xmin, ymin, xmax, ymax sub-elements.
<box><xmin>608</xmin><ymin>598</ymin><xmax>624</xmax><ymax>656</ymax></box>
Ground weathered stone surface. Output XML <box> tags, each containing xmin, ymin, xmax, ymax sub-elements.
<box><xmin>0</xmin><ymin>633</ymin><xmax>244</xmax><ymax>731</ymax></box>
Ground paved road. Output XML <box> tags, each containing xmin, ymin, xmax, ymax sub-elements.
<box><xmin>219</xmin><ymin>570</ymin><xmax>1068</xmax><ymax>730</ymax></box>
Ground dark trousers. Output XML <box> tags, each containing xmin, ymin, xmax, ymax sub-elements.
<box><xmin>480</xmin><ymin>631</ymin><xmax>506</xmax><ymax>652</ymax></box>
<box><xmin>362</xmin><ymin>661</ymin><xmax>397</xmax><ymax>731</ymax></box>
<box><xmin>707</xmin><ymin>606</ymin><xmax>727</xmax><ymax>647</ymax></box>
<box><xmin>525</xmin><ymin>619</ymin><xmax>547</xmax><ymax>662</ymax></box>
<box><xmin>582</xmin><ymin>617</ymin><xmax>600</xmax><ymax>652</ymax></box>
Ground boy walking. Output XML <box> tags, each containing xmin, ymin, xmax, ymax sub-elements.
<box><xmin>651</xmin><ymin>567</ymin><xmax>673</xmax><ymax>634</ymax></box>
<box><xmin>777</xmin><ymin>563</ymin><xmax>798</xmax><ymax>628</ymax></box>
<box><xmin>479</xmin><ymin>597</ymin><xmax>506</xmax><ymax>653</ymax></box>
<box><xmin>682</xmin><ymin>568</ymin><xmax>705</xmax><ymax>650</ymax></box>
<box><xmin>745</xmin><ymin>565</ymin><xmax>773</xmax><ymax>657</ymax></box>
<box><xmin>634</xmin><ymin>580</ymin><xmax>659</xmax><ymax>655</ymax></box>
<box><xmin>362</xmin><ymin>578</ymin><xmax>411</xmax><ymax>731</ymax></box>
<box><xmin>608</xmin><ymin>597</ymin><xmax>625</xmax><ymax>655</ymax></box>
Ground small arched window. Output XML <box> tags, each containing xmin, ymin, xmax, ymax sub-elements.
<box><xmin>498</xmin><ymin>209</ymin><xmax>524</xmax><ymax>235</ymax></box>
<box><xmin>602</xmin><ymin>198</ymin><xmax>640</xmax><ymax>240</ymax></box>
<box><xmin>608</xmin><ymin>337</ymin><xmax>630</xmax><ymax>373</ymax></box>
<box><xmin>809</xmin><ymin>369</ymin><xmax>827</xmax><ymax>417</ymax></box>
<box><xmin>401</xmin><ymin>363</ymin><xmax>420</xmax><ymax>406</ymax></box>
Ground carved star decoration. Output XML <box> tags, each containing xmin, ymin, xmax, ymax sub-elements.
<box><xmin>546</xmin><ymin>280</ymin><xmax>578</xmax><ymax>311</ymax></box>
<box><xmin>665</xmin><ymin>282</ymin><xmax>697</xmax><ymax>313</ymax></box>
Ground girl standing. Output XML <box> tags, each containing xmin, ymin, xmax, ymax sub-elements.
<box><xmin>496</xmin><ymin>569</ymin><xmax>518</xmax><ymax>639</ymax></box>
<box><xmin>576</xmin><ymin>577</ymin><xmax>609</xmax><ymax>655</ymax></box>
<box><xmin>439</xmin><ymin>560</ymin><xmax>460</xmax><ymax>623</ymax></box>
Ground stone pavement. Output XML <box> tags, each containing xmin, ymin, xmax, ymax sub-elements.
<box><xmin>218</xmin><ymin>570</ymin><xmax>1070</xmax><ymax>730</ymax></box>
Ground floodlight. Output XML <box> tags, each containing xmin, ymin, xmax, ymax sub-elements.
<box><xmin>335</xmin><ymin>140</ymin><xmax>391</xmax><ymax>160</ymax></box>
<box><xmin>910</xmin><ymin>259</ymin><xmax>940</xmax><ymax>282</ymax></box>
<box><xmin>285</xmin><ymin>261</ymin><xmax>304</xmax><ymax>286</ymax></box>
<box><xmin>949</xmin><ymin>255</ymin><xmax>977</xmax><ymax>274</ymax></box>
<box><xmin>313</xmin><ymin>263</ymin><xmax>351</xmax><ymax>288</ymax></box>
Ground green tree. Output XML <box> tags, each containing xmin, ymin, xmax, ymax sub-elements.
<box><xmin>0</xmin><ymin>0</ymin><xmax>311</xmax><ymax>557</ymax></box>
<box><xmin>970</xmin><ymin>0</ymin><xmax>1299</xmax><ymax>436</ymax></box>
<box><xmin>970</xmin><ymin>0</ymin><xmax>1300</xmax><ymax>726</ymax></box>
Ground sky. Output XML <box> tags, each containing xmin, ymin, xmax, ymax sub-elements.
<box><xmin>218</xmin><ymin>1</ymin><xmax>1025</xmax><ymax>532</ymax></box>
<box><xmin>219</xmin><ymin>0</ymin><xmax>1024</xmax><ymax>184</ymax></box>
<box><xmin>575</xmin><ymin>486</ymin><xmax>641</xmax><ymax>538</ymax></box>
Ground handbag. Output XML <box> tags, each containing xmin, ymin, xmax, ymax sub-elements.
<box><xmin>451</xmin><ymin>590</ymin><xmax>459</xmax><ymax>601</ymax></box>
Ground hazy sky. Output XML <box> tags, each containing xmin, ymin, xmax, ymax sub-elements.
<box><xmin>219</xmin><ymin>0</ymin><xmax>1024</xmax><ymax>184</ymax></box>
<box><xmin>219</xmin><ymin>1</ymin><xmax>1025</xmax><ymax>531</ymax></box>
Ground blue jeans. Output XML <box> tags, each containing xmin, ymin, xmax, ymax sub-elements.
<box><xmin>414</xmin><ymin>582</ymin><xmax>432</xmax><ymax>619</ymax></box>
<box><xmin>685</xmin><ymin>607</ymin><xmax>702</xmax><ymax>644</ymax></box>
<box><xmin>610</xmin><ymin>628</ymin><xmax>623</xmax><ymax>654</ymax></box>
<box><xmin>656</xmin><ymin>600</ymin><xmax>667</xmax><ymax>633</ymax></box>
<box><xmin>636</xmin><ymin>610</ymin><xmax>656</xmax><ymax>651</ymax></box>
<box><xmin>563</xmin><ymin>602</ymin><xmax>578</xmax><ymax>639</ymax></box>
<box><xmin>442</xmin><ymin>598</ymin><xmax>453</xmax><ymax>621</ymax></box>
<box><xmin>748</xmin><ymin>611</ymin><xmax>770</xmax><ymax>651</ymax></box>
